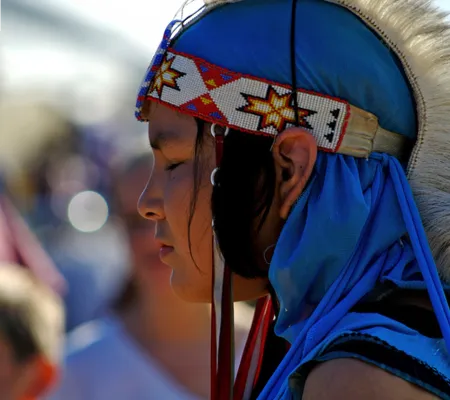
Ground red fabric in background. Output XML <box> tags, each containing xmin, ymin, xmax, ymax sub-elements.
<box><xmin>0</xmin><ymin>195</ymin><xmax>66</xmax><ymax>294</ymax></box>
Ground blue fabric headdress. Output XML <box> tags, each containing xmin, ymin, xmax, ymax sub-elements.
<box><xmin>136</xmin><ymin>0</ymin><xmax>450</xmax><ymax>398</ymax></box>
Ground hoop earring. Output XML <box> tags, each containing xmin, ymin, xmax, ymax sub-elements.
<box><xmin>263</xmin><ymin>244</ymin><xmax>276</xmax><ymax>265</ymax></box>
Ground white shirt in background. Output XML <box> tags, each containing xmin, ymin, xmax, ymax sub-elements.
<box><xmin>45</xmin><ymin>312</ymin><xmax>249</xmax><ymax>400</ymax></box>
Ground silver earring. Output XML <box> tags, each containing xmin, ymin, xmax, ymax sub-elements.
<box><xmin>263</xmin><ymin>244</ymin><xmax>276</xmax><ymax>265</ymax></box>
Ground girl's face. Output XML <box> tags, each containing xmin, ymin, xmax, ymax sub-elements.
<box><xmin>138</xmin><ymin>104</ymin><xmax>269</xmax><ymax>302</ymax></box>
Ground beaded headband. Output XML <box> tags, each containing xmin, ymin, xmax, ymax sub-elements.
<box><xmin>136</xmin><ymin>21</ymin><xmax>408</xmax><ymax>160</ymax></box>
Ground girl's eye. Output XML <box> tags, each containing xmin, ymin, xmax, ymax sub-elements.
<box><xmin>165</xmin><ymin>162</ymin><xmax>183</xmax><ymax>172</ymax></box>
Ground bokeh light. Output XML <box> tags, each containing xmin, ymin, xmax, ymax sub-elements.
<box><xmin>67</xmin><ymin>191</ymin><xmax>109</xmax><ymax>233</ymax></box>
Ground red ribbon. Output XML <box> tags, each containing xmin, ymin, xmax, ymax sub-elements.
<box><xmin>210</xmin><ymin>130</ymin><xmax>273</xmax><ymax>400</ymax></box>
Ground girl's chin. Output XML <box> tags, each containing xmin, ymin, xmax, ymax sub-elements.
<box><xmin>170</xmin><ymin>274</ymin><xmax>212</xmax><ymax>303</ymax></box>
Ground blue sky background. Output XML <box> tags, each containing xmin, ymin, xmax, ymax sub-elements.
<box><xmin>437</xmin><ymin>0</ymin><xmax>450</xmax><ymax>11</ymax></box>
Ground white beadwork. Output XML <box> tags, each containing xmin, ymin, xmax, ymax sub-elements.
<box><xmin>146</xmin><ymin>50</ymin><xmax>350</xmax><ymax>153</ymax></box>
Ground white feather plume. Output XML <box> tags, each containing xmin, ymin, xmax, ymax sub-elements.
<box><xmin>329</xmin><ymin>0</ymin><xmax>450</xmax><ymax>280</ymax></box>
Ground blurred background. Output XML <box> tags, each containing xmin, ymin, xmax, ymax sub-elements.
<box><xmin>1</xmin><ymin>0</ymin><xmax>450</xmax><ymax>399</ymax></box>
<box><xmin>1</xmin><ymin>2</ymin><xmax>251</xmax><ymax>399</ymax></box>
<box><xmin>1</xmin><ymin>0</ymin><xmax>195</xmax><ymax>331</ymax></box>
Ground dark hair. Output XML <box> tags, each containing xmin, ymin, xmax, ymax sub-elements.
<box><xmin>189</xmin><ymin>122</ymin><xmax>275</xmax><ymax>279</ymax></box>
<box><xmin>112</xmin><ymin>279</ymin><xmax>137</xmax><ymax>313</ymax></box>
<box><xmin>189</xmin><ymin>125</ymin><xmax>287</xmax><ymax>387</ymax></box>
<box><xmin>212</xmin><ymin>130</ymin><xmax>275</xmax><ymax>278</ymax></box>
<box><xmin>0</xmin><ymin>265</ymin><xmax>63</xmax><ymax>364</ymax></box>
<box><xmin>0</xmin><ymin>307</ymin><xmax>40</xmax><ymax>363</ymax></box>
<box><xmin>187</xmin><ymin>120</ymin><xmax>207</xmax><ymax>262</ymax></box>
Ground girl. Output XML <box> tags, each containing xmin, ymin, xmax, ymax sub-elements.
<box><xmin>47</xmin><ymin>153</ymin><xmax>250</xmax><ymax>400</ymax></box>
<box><xmin>136</xmin><ymin>0</ymin><xmax>450</xmax><ymax>398</ymax></box>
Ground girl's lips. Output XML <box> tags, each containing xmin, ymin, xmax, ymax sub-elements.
<box><xmin>159</xmin><ymin>245</ymin><xmax>174</xmax><ymax>259</ymax></box>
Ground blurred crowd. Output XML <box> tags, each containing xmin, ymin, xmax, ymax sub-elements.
<box><xmin>0</xmin><ymin>1</ymin><xmax>252</xmax><ymax>399</ymax></box>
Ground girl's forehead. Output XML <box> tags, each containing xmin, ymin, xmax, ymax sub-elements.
<box><xmin>145</xmin><ymin>102</ymin><xmax>193</xmax><ymax>124</ymax></box>
<box><xmin>145</xmin><ymin>104</ymin><xmax>203</xmax><ymax>149</ymax></box>
<box><xmin>144</xmin><ymin>102</ymin><xmax>215</xmax><ymax>150</ymax></box>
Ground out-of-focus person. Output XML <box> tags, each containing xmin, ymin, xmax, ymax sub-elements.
<box><xmin>0</xmin><ymin>263</ymin><xmax>64</xmax><ymax>400</ymax></box>
<box><xmin>46</xmin><ymin>152</ymin><xmax>250</xmax><ymax>400</ymax></box>
<box><xmin>0</xmin><ymin>193</ymin><xmax>66</xmax><ymax>296</ymax></box>
<box><xmin>1</xmin><ymin>101</ymin><xmax>123</xmax><ymax>332</ymax></box>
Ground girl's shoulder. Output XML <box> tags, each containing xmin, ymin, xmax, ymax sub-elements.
<box><xmin>301</xmin><ymin>357</ymin><xmax>440</xmax><ymax>400</ymax></box>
